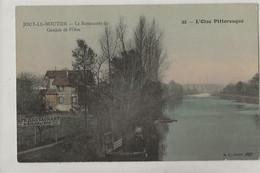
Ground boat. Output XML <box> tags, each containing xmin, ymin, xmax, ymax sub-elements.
<box><xmin>157</xmin><ymin>117</ymin><xmax>177</xmax><ymax>123</ymax></box>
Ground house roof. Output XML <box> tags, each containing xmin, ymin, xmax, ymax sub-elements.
<box><xmin>53</xmin><ymin>76</ymin><xmax>70</xmax><ymax>86</ymax></box>
<box><xmin>45</xmin><ymin>71</ymin><xmax>66</xmax><ymax>78</ymax></box>
<box><xmin>45</xmin><ymin>70</ymin><xmax>94</xmax><ymax>86</ymax></box>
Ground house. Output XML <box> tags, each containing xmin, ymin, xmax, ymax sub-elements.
<box><xmin>44</xmin><ymin>70</ymin><xmax>85</xmax><ymax>111</ymax></box>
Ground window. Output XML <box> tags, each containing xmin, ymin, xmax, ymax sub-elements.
<box><xmin>72</xmin><ymin>97</ymin><xmax>76</xmax><ymax>103</ymax></box>
<box><xmin>72</xmin><ymin>88</ymin><xmax>77</xmax><ymax>96</ymax></box>
<box><xmin>58</xmin><ymin>86</ymin><xmax>64</xmax><ymax>92</ymax></box>
<box><xmin>58</xmin><ymin>97</ymin><xmax>64</xmax><ymax>104</ymax></box>
<box><xmin>72</xmin><ymin>96</ymin><xmax>77</xmax><ymax>105</ymax></box>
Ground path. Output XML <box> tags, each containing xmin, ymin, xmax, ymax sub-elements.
<box><xmin>18</xmin><ymin>139</ymin><xmax>66</xmax><ymax>155</ymax></box>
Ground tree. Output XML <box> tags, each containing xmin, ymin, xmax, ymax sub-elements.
<box><xmin>72</xmin><ymin>39</ymin><xmax>96</xmax><ymax>130</ymax></box>
<box><xmin>96</xmin><ymin>16</ymin><xmax>168</xmax><ymax>158</ymax></box>
<box><xmin>99</xmin><ymin>25</ymin><xmax>119</xmax><ymax>79</ymax></box>
<box><xmin>222</xmin><ymin>83</ymin><xmax>235</xmax><ymax>94</ymax></box>
<box><xmin>99</xmin><ymin>24</ymin><xmax>121</xmax><ymax>143</ymax></box>
<box><xmin>92</xmin><ymin>55</ymin><xmax>107</xmax><ymax>157</ymax></box>
<box><xmin>116</xmin><ymin>16</ymin><xmax>127</xmax><ymax>53</ymax></box>
<box><xmin>133</xmin><ymin>17</ymin><xmax>168</xmax><ymax>159</ymax></box>
<box><xmin>247</xmin><ymin>73</ymin><xmax>259</xmax><ymax>96</ymax></box>
<box><xmin>134</xmin><ymin>16</ymin><xmax>165</xmax><ymax>82</ymax></box>
<box><xmin>17</xmin><ymin>73</ymin><xmax>45</xmax><ymax>115</ymax></box>
<box><xmin>111</xmin><ymin>50</ymin><xmax>143</xmax><ymax>150</ymax></box>
<box><xmin>235</xmin><ymin>81</ymin><xmax>246</xmax><ymax>95</ymax></box>
<box><xmin>168</xmin><ymin>80</ymin><xmax>183</xmax><ymax>97</ymax></box>
<box><xmin>221</xmin><ymin>73</ymin><xmax>259</xmax><ymax>97</ymax></box>
<box><xmin>17</xmin><ymin>73</ymin><xmax>47</xmax><ymax>142</ymax></box>
<box><xmin>34</xmin><ymin>75</ymin><xmax>48</xmax><ymax>90</ymax></box>
<box><xmin>107</xmin><ymin>17</ymin><xmax>167</xmax><ymax>156</ymax></box>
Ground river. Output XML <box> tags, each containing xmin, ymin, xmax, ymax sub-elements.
<box><xmin>162</xmin><ymin>93</ymin><xmax>259</xmax><ymax>161</ymax></box>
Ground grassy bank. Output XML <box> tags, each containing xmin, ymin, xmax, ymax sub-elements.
<box><xmin>17</xmin><ymin>112</ymin><xmax>96</xmax><ymax>152</ymax></box>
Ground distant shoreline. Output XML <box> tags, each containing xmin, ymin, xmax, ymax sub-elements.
<box><xmin>186</xmin><ymin>93</ymin><xmax>211</xmax><ymax>98</ymax></box>
<box><xmin>211</xmin><ymin>93</ymin><xmax>259</xmax><ymax>104</ymax></box>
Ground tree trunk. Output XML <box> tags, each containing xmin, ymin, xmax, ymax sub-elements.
<box><xmin>84</xmin><ymin>105</ymin><xmax>88</xmax><ymax>130</ymax></box>
<box><xmin>121</xmin><ymin>129</ymin><xmax>128</xmax><ymax>152</ymax></box>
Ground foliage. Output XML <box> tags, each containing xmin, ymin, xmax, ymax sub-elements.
<box><xmin>134</xmin><ymin>16</ymin><xmax>166</xmax><ymax>81</ymax></box>
<box><xmin>183</xmin><ymin>85</ymin><xmax>199</xmax><ymax>95</ymax></box>
<box><xmin>167</xmin><ymin>80</ymin><xmax>183</xmax><ymax>97</ymax></box>
<box><xmin>72</xmin><ymin>39</ymin><xmax>97</xmax><ymax>72</ymax></box>
<box><xmin>247</xmin><ymin>73</ymin><xmax>259</xmax><ymax>96</ymax></box>
<box><xmin>17</xmin><ymin>73</ymin><xmax>45</xmax><ymax>115</ymax></box>
<box><xmin>72</xmin><ymin>39</ymin><xmax>97</xmax><ymax>129</ymax></box>
<box><xmin>165</xmin><ymin>80</ymin><xmax>183</xmax><ymax>110</ymax></box>
<box><xmin>100</xmin><ymin>16</ymin><xmax>167</xmax><ymax>159</ymax></box>
<box><xmin>221</xmin><ymin>73</ymin><xmax>259</xmax><ymax>97</ymax></box>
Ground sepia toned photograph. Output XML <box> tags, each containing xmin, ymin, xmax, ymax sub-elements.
<box><xmin>16</xmin><ymin>4</ymin><xmax>259</xmax><ymax>162</ymax></box>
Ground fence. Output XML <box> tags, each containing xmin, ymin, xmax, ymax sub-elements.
<box><xmin>17</xmin><ymin>115</ymin><xmax>95</xmax><ymax>152</ymax></box>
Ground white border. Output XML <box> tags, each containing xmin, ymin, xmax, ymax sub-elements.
<box><xmin>1</xmin><ymin>0</ymin><xmax>260</xmax><ymax>173</ymax></box>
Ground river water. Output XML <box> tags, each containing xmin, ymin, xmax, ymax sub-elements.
<box><xmin>162</xmin><ymin>94</ymin><xmax>259</xmax><ymax>161</ymax></box>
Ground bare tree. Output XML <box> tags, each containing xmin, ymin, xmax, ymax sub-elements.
<box><xmin>99</xmin><ymin>25</ymin><xmax>119</xmax><ymax>78</ymax></box>
<box><xmin>98</xmin><ymin>16</ymin><xmax>167</xmax><ymax>154</ymax></box>
<box><xmin>91</xmin><ymin>55</ymin><xmax>107</xmax><ymax>156</ymax></box>
<box><xmin>111</xmin><ymin>50</ymin><xmax>142</xmax><ymax>151</ymax></box>
<box><xmin>116</xmin><ymin>16</ymin><xmax>127</xmax><ymax>52</ymax></box>
<box><xmin>99</xmin><ymin>25</ymin><xmax>119</xmax><ymax>143</ymax></box>
<box><xmin>134</xmin><ymin>17</ymin><xmax>166</xmax><ymax>82</ymax></box>
<box><xmin>134</xmin><ymin>16</ymin><xmax>147</xmax><ymax>58</ymax></box>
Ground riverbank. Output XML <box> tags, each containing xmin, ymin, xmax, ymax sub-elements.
<box><xmin>211</xmin><ymin>93</ymin><xmax>258</xmax><ymax>104</ymax></box>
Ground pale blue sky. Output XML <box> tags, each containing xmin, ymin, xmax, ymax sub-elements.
<box><xmin>16</xmin><ymin>4</ymin><xmax>258</xmax><ymax>84</ymax></box>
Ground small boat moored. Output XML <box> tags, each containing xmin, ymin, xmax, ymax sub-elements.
<box><xmin>156</xmin><ymin>117</ymin><xmax>178</xmax><ymax>123</ymax></box>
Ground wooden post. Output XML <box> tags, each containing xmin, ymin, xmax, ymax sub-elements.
<box><xmin>17</xmin><ymin>129</ymin><xmax>20</xmax><ymax>146</ymax></box>
<box><xmin>34</xmin><ymin>127</ymin><xmax>37</xmax><ymax>145</ymax></box>
<box><xmin>55</xmin><ymin>127</ymin><xmax>58</xmax><ymax>143</ymax></box>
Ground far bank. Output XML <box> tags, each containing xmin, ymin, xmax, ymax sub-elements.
<box><xmin>211</xmin><ymin>93</ymin><xmax>259</xmax><ymax>104</ymax></box>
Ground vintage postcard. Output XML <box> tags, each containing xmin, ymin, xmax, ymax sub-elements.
<box><xmin>16</xmin><ymin>4</ymin><xmax>259</xmax><ymax>162</ymax></box>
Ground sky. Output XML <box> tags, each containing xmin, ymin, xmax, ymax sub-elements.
<box><xmin>16</xmin><ymin>4</ymin><xmax>258</xmax><ymax>85</ymax></box>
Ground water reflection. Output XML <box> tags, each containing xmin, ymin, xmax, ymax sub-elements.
<box><xmin>156</xmin><ymin>96</ymin><xmax>183</xmax><ymax>160</ymax></box>
<box><xmin>167</xmin><ymin>96</ymin><xmax>183</xmax><ymax>112</ymax></box>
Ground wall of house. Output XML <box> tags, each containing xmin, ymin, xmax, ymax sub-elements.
<box><xmin>46</xmin><ymin>85</ymin><xmax>78</xmax><ymax>112</ymax></box>
<box><xmin>63</xmin><ymin>87</ymin><xmax>72</xmax><ymax>105</ymax></box>
<box><xmin>71</xmin><ymin>87</ymin><xmax>78</xmax><ymax>107</ymax></box>
<box><xmin>56</xmin><ymin>104</ymin><xmax>72</xmax><ymax>111</ymax></box>
<box><xmin>45</xmin><ymin>95</ymin><xmax>57</xmax><ymax>111</ymax></box>
<box><xmin>55</xmin><ymin>87</ymin><xmax>77</xmax><ymax>111</ymax></box>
